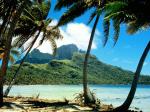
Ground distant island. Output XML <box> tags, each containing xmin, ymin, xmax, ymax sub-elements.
<box><xmin>6</xmin><ymin>44</ymin><xmax>150</xmax><ymax>85</ymax></box>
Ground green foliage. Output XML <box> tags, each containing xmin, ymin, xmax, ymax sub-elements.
<box><xmin>5</xmin><ymin>53</ymin><xmax>150</xmax><ymax>85</ymax></box>
<box><xmin>55</xmin><ymin>0</ymin><xmax>99</xmax><ymax>26</ymax></box>
<box><xmin>0</xmin><ymin>47</ymin><xmax>20</xmax><ymax>64</ymax></box>
<box><xmin>103</xmin><ymin>0</ymin><xmax>150</xmax><ymax>40</ymax></box>
<box><xmin>13</xmin><ymin>0</ymin><xmax>62</xmax><ymax>55</ymax></box>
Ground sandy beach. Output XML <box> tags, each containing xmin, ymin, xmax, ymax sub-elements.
<box><xmin>0</xmin><ymin>96</ymin><xmax>116</xmax><ymax>112</ymax></box>
<box><xmin>0</xmin><ymin>95</ymin><xmax>143</xmax><ymax>112</ymax></box>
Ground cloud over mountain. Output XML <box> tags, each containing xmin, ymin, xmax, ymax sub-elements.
<box><xmin>30</xmin><ymin>21</ymin><xmax>100</xmax><ymax>54</ymax></box>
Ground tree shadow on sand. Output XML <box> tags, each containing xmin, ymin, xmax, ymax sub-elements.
<box><xmin>2</xmin><ymin>102</ymin><xmax>26</xmax><ymax>110</ymax></box>
<box><xmin>21</xmin><ymin>99</ymin><xmax>85</xmax><ymax>111</ymax></box>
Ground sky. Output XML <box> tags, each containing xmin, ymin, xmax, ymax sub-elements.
<box><xmin>32</xmin><ymin>0</ymin><xmax>150</xmax><ymax>75</ymax></box>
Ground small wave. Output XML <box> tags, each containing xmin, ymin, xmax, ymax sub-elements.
<box><xmin>101</xmin><ymin>95</ymin><xmax>150</xmax><ymax>102</ymax></box>
<box><xmin>134</xmin><ymin>96</ymin><xmax>150</xmax><ymax>99</ymax></box>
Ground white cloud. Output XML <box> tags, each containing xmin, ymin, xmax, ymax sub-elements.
<box><xmin>57</xmin><ymin>23</ymin><xmax>100</xmax><ymax>50</ymax></box>
<box><xmin>30</xmin><ymin>20</ymin><xmax>101</xmax><ymax>54</ymax></box>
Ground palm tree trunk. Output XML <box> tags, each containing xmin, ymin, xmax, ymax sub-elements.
<box><xmin>4</xmin><ymin>30</ymin><xmax>41</xmax><ymax>97</ymax></box>
<box><xmin>0</xmin><ymin>2</ymin><xmax>26</xmax><ymax>106</ymax></box>
<box><xmin>0</xmin><ymin>46</ymin><xmax>11</xmax><ymax>106</ymax></box>
<box><xmin>113</xmin><ymin>41</ymin><xmax>150</xmax><ymax>111</ymax></box>
<box><xmin>83</xmin><ymin>15</ymin><xmax>100</xmax><ymax>105</ymax></box>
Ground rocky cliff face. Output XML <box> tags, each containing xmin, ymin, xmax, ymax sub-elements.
<box><xmin>56</xmin><ymin>44</ymin><xmax>78</xmax><ymax>60</ymax></box>
<box><xmin>16</xmin><ymin>44</ymin><xmax>79</xmax><ymax>64</ymax></box>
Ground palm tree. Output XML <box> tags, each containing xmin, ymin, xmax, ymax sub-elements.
<box><xmin>101</xmin><ymin>1</ymin><xmax>150</xmax><ymax>111</ymax></box>
<box><xmin>114</xmin><ymin>41</ymin><xmax>150</xmax><ymax>111</ymax></box>
<box><xmin>55</xmin><ymin>0</ymin><xmax>99</xmax><ymax>105</ymax></box>
<box><xmin>0</xmin><ymin>0</ymin><xmax>17</xmax><ymax>36</ymax></box>
<box><xmin>4</xmin><ymin>0</ymin><xmax>63</xmax><ymax>97</ymax></box>
<box><xmin>55</xmin><ymin>0</ymin><xmax>150</xmax><ymax>107</ymax></box>
<box><xmin>0</xmin><ymin>0</ymin><xmax>31</xmax><ymax>106</ymax></box>
<box><xmin>82</xmin><ymin>14</ymin><xmax>101</xmax><ymax>104</ymax></box>
<box><xmin>55</xmin><ymin>0</ymin><xmax>115</xmax><ymax>105</ymax></box>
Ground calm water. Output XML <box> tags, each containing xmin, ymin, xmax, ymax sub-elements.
<box><xmin>4</xmin><ymin>85</ymin><xmax>150</xmax><ymax>112</ymax></box>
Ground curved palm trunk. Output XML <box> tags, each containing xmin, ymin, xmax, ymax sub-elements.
<box><xmin>83</xmin><ymin>15</ymin><xmax>100</xmax><ymax>105</ymax></box>
<box><xmin>4</xmin><ymin>31</ymin><xmax>41</xmax><ymax>97</ymax></box>
<box><xmin>113</xmin><ymin>41</ymin><xmax>150</xmax><ymax>111</ymax></box>
<box><xmin>0</xmin><ymin>2</ymin><xmax>26</xmax><ymax>106</ymax></box>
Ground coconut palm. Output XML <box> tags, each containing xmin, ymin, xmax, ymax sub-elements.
<box><xmin>0</xmin><ymin>0</ymin><xmax>32</xmax><ymax>41</ymax></box>
<box><xmin>0</xmin><ymin>0</ymin><xmax>31</xmax><ymax>106</ymax></box>
<box><xmin>55</xmin><ymin>0</ymin><xmax>150</xmax><ymax>107</ymax></box>
<box><xmin>55</xmin><ymin>0</ymin><xmax>100</xmax><ymax>105</ymax></box>
<box><xmin>0</xmin><ymin>0</ymin><xmax>17</xmax><ymax>36</ymax></box>
<box><xmin>4</xmin><ymin>0</ymin><xmax>63</xmax><ymax>97</ymax></box>
<box><xmin>114</xmin><ymin>42</ymin><xmax>150</xmax><ymax>111</ymax></box>
<box><xmin>55</xmin><ymin>0</ymin><xmax>118</xmax><ymax>105</ymax></box>
<box><xmin>101</xmin><ymin>0</ymin><xmax>150</xmax><ymax>111</ymax></box>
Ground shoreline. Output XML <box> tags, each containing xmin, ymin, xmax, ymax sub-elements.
<box><xmin>0</xmin><ymin>96</ymin><xmax>142</xmax><ymax>112</ymax></box>
<box><xmin>1</xmin><ymin>96</ymin><xmax>113</xmax><ymax>112</ymax></box>
<box><xmin>4</xmin><ymin>84</ymin><xmax>150</xmax><ymax>86</ymax></box>
<box><xmin>2</xmin><ymin>85</ymin><xmax>148</xmax><ymax>111</ymax></box>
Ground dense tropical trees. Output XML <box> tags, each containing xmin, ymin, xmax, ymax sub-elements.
<box><xmin>4</xmin><ymin>0</ymin><xmax>63</xmax><ymax>97</ymax></box>
<box><xmin>0</xmin><ymin>0</ymin><xmax>62</xmax><ymax>105</ymax></box>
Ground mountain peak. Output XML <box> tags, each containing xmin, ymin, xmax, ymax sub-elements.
<box><xmin>56</xmin><ymin>44</ymin><xmax>78</xmax><ymax>60</ymax></box>
<box><xmin>16</xmin><ymin>44</ymin><xmax>79</xmax><ymax>64</ymax></box>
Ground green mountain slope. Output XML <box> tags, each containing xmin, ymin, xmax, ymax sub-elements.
<box><xmin>6</xmin><ymin>52</ymin><xmax>150</xmax><ymax>85</ymax></box>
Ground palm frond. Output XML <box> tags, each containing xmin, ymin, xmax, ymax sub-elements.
<box><xmin>0</xmin><ymin>47</ymin><xmax>19</xmax><ymax>63</ymax></box>
<box><xmin>0</xmin><ymin>53</ymin><xmax>4</xmax><ymax>59</ymax></box>
<box><xmin>36</xmin><ymin>32</ymin><xmax>46</xmax><ymax>48</ymax></box>
<box><xmin>55</xmin><ymin>0</ymin><xmax>80</xmax><ymax>10</ymax></box>
<box><xmin>127</xmin><ymin>21</ymin><xmax>140</xmax><ymax>34</ymax></box>
<box><xmin>24</xmin><ymin>8</ymin><xmax>36</xmax><ymax>21</ymax></box>
<box><xmin>113</xmin><ymin>18</ymin><xmax>120</xmax><ymax>45</ymax></box>
<box><xmin>105</xmin><ymin>1</ymin><xmax>127</xmax><ymax>14</ymax></box>
<box><xmin>46</xmin><ymin>26</ymin><xmax>63</xmax><ymax>40</ymax></box>
<box><xmin>13</xmin><ymin>27</ymin><xmax>37</xmax><ymax>48</ymax></box>
<box><xmin>30</xmin><ymin>0</ymin><xmax>50</xmax><ymax>20</ymax></box>
<box><xmin>40</xmin><ymin>0</ymin><xmax>51</xmax><ymax>19</ymax></box>
<box><xmin>103</xmin><ymin>19</ymin><xmax>110</xmax><ymax>46</ymax></box>
<box><xmin>0</xmin><ymin>48</ymin><xmax>4</xmax><ymax>54</ymax></box>
<box><xmin>88</xmin><ymin>9</ymin><xmax>97</xmax><ymax>25</ymax></box>
<box><xmin>10</xmin><ymin>48</ymin><xmax>20</xmax><ymax>57</ymax></box>
<box><xmin>9</xmin><ymin>55</ymin><xmax>15</xmax><ymax>63</ymax></box>
<box><xmin>57</xmin><ymin>1</ymin><xmax>93</xmax><ymax>26</ymax></box>
<box><xmin>48</xmin><ymin>38</ymin><xmax>57</xmax><ymax>56</ymax></box>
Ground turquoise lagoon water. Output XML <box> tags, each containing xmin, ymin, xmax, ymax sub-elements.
<box><xmin>4</xmin><ymin>85</ymin><xmax>150</xmax><ymax>112</ymax></box>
